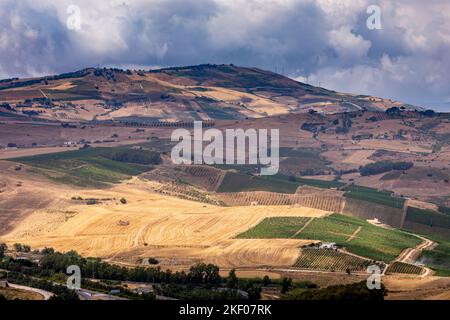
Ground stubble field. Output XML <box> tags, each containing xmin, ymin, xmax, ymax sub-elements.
<box><xmin>0</xmin><ymin>177</ymin><xmax>327</xmax><ymax>269</ymax></box>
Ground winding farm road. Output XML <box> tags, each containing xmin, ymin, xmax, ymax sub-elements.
<box><xmin>8</xmin><ymin>283</ymin><xmax>54</xmax><ymax>300</ymax></box>
<box><xmin>391</xmin><ymin>233</ymin><xmax>436</xmax><ymax>277</ymax></box>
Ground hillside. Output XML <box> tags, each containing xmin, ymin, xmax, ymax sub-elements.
<box><xmin>0</xmin><ymin>64</ymin><xmax>417</xmax><ymax>122</ymax></box>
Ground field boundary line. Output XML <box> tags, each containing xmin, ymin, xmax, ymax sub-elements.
<box><xmin>39</xmin><ymin>88</ymin><xmax>49</xmax><ymax>99</ymax></box>
<box><xmin>213</xmin><ymin>171</ymin><xmax>227</xmax><ymax>192</ymax></box>
<box><xmin>291</xmin><ymin>217</ymin><xmax>314</xmax><ymax>238</ymax></box>
<box><xmin>346</xmin><ymin>226</ymin><xmax>362</xmax><ymax>242</ymax></box>
<box><xmin>400</xmin><ymin>199</ymin><xmax>409</xmax><ymax>228</ymax></box>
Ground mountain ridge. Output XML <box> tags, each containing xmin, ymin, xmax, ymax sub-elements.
<box><xmin>0</xmin><ymin>64</ymin><xmax>421</xmax><ymax>122</ymax></box>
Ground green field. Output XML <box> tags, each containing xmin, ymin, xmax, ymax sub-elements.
<box><xmin>343</xmin><ymin>185</ymin><xmax>405</xmax><ymax>209</ymax></box>
<box><xmin>216</xmin><ymin>171</ymin><xmax>343</xmax><ymax>194</ymax></box>
<box><xmin>297</xmin><ymin>214</ymin><xmax>420</xmax><ymax>263</ymax></box>
<box><xmin>236</xmin><ymin>217</ymin><xmax>311</xmax><ymax>238</ymax></box>
<box><xmin>296</xmin><ymin>214</ymin><xmax>361</xmax><ymax>243</ymax></box>
<box><xmin>216</xmin><ymin>172</ymin><xmax>300</xmax><ymax>193</ymax></box>
<box><xmin>238</xmin><ymin>214</ymin><xmax>421</xmax><ymax>263</ymax></box>
<box><xmin>14</xmin><ymin>146</ymin><xmax>160</xmax><ymax>188</ymax></box>
<box><xmin>405</xmin><ymin>207</ymin><xmax>450</xmax><ymax>229</ymax></box>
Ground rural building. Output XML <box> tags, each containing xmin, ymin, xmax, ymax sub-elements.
<box><xmin>319</xmin><ymin>242</ymin><xmax>338</xmax><ymax>250</ymax></box>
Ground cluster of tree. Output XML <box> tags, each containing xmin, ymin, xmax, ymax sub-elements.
<box><xmin>22</xmin><ymin>110</ymin><xmax>40</xmax><ymax>117</ymax></box>
<box><xmin>149</xmin><ymin>64</ymin><xmax>224</xmax><ymax>74</ymax></box>
<box><xmin>1</xmin><ymin>249</ymin><xmax>275</xmax><ymax>301</ymax></box>
<box><xmin>1</xmin><ymin>250</ymin><xmax>222</xmax><ymax>288</ymax></box>
<box><xmin>104</xmin><ymin>149</ymin><xmax>162</xmax><ymax>165</ymax></box>
<box><xmin>0</xmin><ymin>103</ymin><xmax>13</xmax><ymax>111</ymax></box>
<box><xmin>5</xmin><ymin>248</ymin><xmax>363</xmax><ymax>301</ymax></box>
<box><xmin>0</xmin><ymin>243</ymin><xmax>6</xmax><ymax>259</ymax></box>
<box><xmin>93</xmin><ymin>68</ymin><xmax>132</xmax><ymax>81</ymax></box>
<box><xmin>155</xmin><ymin>284</ymin><xmax>242</xmax><ymax>300</ymax></box>
<box><xmin>386</xmin><ymin>107</ymin><xmax>404</xmax><ymax>117</ymax></box>
<box><xmin>335</xmin><ymin>114</ymin><xmax>353</xmax><ymax>134</ymax></box>
<box><xmin>386</xmin><ymin>106</ymin><xmax>437</xmax><ymax>118</ymax></box>
<box><xmin>61</xmin><ymin>123</ymin><xmax>77</xmax><ymax>129</ymax></box>
<box><xmin>0</xmin><ymin>70</ymin><xmax>89</xmax><ymax>91</ymax></box>
<box><xmin>360</xmin><ymin>161</ymin><xmax>414</xmax><ymax>176</ymax></box>
<box><xmin>0</xmin><ymin>77</ymin><xmax>19</xmax><ymax>84</ymax></box>
<box><xmin>286</xmin><ymin>281</ymin><xmax>387</xmax><ymax>300</ymax></box>
<box><xmin>13</xmin><ymin>243</ymin><xmax>31</xmax><ymax>253</ymax></box>
<box><xmin>154</xmin><ymin>269</ymin><xmax>265</xmax><ymax>300</ymax></box>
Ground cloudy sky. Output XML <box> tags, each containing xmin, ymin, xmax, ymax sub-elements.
<box><xmin>0</xmin><ymin>0</ymin><xmax>449</xmax><ymax>110</ymax></box>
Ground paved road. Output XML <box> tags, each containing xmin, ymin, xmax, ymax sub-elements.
<box><xmin>76</xmin><ymin>288</ymin><xmax>128</xmax><ymax>301</ymax></box>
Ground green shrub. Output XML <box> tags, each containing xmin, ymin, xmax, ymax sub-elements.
<box><xmin>360</xmin><ymin>161</ymin><xmax>413</xmax><ymax>176</ymax></box>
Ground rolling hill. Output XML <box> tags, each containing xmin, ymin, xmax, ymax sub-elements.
<box><xmin>0</xmin><ymin>64</ymin><xmax>418</xmax><ymax>122</ymax></box>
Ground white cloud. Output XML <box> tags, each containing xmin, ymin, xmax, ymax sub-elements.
<box><xmin>0</xmin><ymin>0</ymin><xmax>449</xmax><ymax>110</ymax></box>
<box><xmin>328</xmin><ymin>26</ymin><xmax>372</xmax><ymax>61</ymax></box>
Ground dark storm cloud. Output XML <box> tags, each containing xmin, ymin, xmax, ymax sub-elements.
<box><xmin>0</xmin><ymin>0</ymin><xmax>449</xmax><ymax>110</ymax></box>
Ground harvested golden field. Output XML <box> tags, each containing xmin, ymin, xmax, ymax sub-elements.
<box><xmin>342</xmin><ymin>150</ymin><xmax>375</xmax><ymax>165</ymax></box>
<box><xmin>50</xmin><ymin>82</ymin><xmax>77</xmax><ymax>91</ymax></box>
<box><xmin>0</xmin><ymin>161</ymin><xmax>74</xmax><ymax>235</ymax></box>
<box><xmin>0</xmin><ymin>287</ymin><xmax>45</xmax><ymax>300</ymax></box>
<box><xmin>357</xmin><ymin>139</ymin><xmax>433</xmax><ymax>154</ymax></box>
<box><xmin>1</xmin><ymin>179</ymin><xmax>327</xmax><ymax>269</ymax></box>
<box><xmin>384</xmin><ymin>276</ymin><xmax>450</xmax><ymax>300</ymax></box>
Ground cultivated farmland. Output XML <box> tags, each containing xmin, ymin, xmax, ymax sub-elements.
<box><xmin>238</xmin><ymin>214</ymin><xmax>422</xmax><ymax>263</ymax></box>
<box><xmin>343</xmin><ymin>185</ymin><xmax>405</xmax><ymax>209</ymax></box>
<box><xmin>236</xmin><ymin>217</ymin><xmax>312</xmax><ymax>239</ymax></box>
<box><xmin>293</xmin><ymin>249</ymin><xmax>372</xmax><ymax>272</ymax></box>
<box><xmin>386</xmin><ymin>262</ymin><xmax>424</xmax><ymax>275</ymax></box>
<box><xmin>0</xmin><ymin>177</ymin><xmax>327</xmax><ymax>269</ymax></box>
<box><xmin>14</xmin><ymin>146</ymin><xmax>160</xmax><ymax>188</ymax></box>
<box><xmin>218</xmin><ymin>191</ymin><xmax>344</xmax><ymax>212</ymax></box>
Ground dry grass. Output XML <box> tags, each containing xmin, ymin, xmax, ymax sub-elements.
<box><xmin>342</xmin><ymin>150</ymin><xmax>375</xmax><ymax>165</ymax></box>
<box><xmin>0</xmin><ymin>287</ymin><xmax>45</xmax><ymax>300</ymax></box>
<box><xmin>51</xmin><ymin>82</ymin><xmax>77</xmax><ymax>90</ymax></box>
<box><xmin>384</xmin><ymin>276</ymin><xmax>450</xmax><ymax>300</ymax></box>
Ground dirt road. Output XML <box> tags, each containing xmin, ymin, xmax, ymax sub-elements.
<box><xmin>8</xmin><ymin>283</ymin><xmax>54</xmax><ymax>300</ymax></box>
